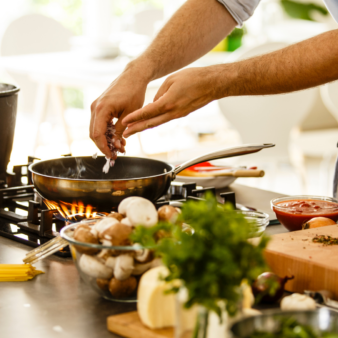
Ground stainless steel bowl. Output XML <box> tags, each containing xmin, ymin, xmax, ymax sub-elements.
<box><xmin>231</xmin><ymin>308</ymin><xmax>338</xmax><ymax>337</ymax></box>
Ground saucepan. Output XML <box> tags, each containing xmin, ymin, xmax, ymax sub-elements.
<box><xmin>29</xmin><ymin>143</ymin><xmax>274</xmax><ymax>211</ymax></box>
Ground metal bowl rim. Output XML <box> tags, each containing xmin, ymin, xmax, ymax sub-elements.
<box><xmin>231</xmin><ymin>308</ymin><xmax>338</xmax><ymax>337</ymax></box>
<box><xmin>28</xmin><ymin>156</ymin><xmax>176</xmax><ymax>182</ymax></box>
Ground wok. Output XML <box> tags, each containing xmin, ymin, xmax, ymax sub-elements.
<box><xmin>29</xmin><ymin>143</ymin><xmax>274</xmax><ymax>211</ymax></box>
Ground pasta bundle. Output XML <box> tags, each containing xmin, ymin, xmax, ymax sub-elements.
<box><xmin>0</xmin><ymin>264</ymin><xmax>44</xmax><ymax>282</ymax></box>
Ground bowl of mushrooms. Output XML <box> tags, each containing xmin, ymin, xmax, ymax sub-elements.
<box><xmin>60</xmin><ymin>197</ymin><xmax>180</xmax><ymax>302</ymax></box>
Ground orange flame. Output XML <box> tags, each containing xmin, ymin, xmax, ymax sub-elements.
<box><xmin>85</xmin><ymin>205</ymin><xmax>92</xmax><ymax>219</ymax></box>
<box><xmin>78</xmin><ymin>201</ymin><xmax>84</xmax><ymax>215</ymax></box>
<box><xmin>44</xmin><ymin>199</ymin><xmax>97</xmax><ymax>220</ymax></box>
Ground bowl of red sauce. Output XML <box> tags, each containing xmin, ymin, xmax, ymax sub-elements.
<box><xmin>271</xmin><ymin>195</ymin><xmax>338</xmax><ymax>231</ymax></box>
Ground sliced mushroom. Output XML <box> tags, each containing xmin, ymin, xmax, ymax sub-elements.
<box><xmin>96</xmin><ymin>278</ymin><xmax>110</xmax><ymax>291</ymax></box>
<box><xmin>108</xmin><ymin>212</ymin><xmax>124</xmax><ymax>222</ymax></box>
<box><xmin>109</xmin><ymin>276</ymin><xmax>137</xmax><ymax>299</ymax></box>
<box><xmin>79</xmin><ymin>254</ymin><xmax>114</xmax><ymax>279</ymax></box>
<box><xmin>158</xmin><ymin>205</ymin><xmax>180</xmax><ymax>224</ymax></box>
<box><xmin>114</xmin><ymin>254</ymin><xmax>134</xmax><ymax>281</ymax></box>
<box><xmin>126</xmin><ymin>199</ymin><xmax>158</xmax><ymax>227</ymax></box>
<box><xmin>98</xmin><ymin>222</ymin><xmax>133</xmax><ymax>246</ymax></box>
<box><xmin>118</xmin><ymin>197</ymin><xmax>144</xmax><ymax>216</ymax></box>
<box><xmin>73</xmin><ymin>227</ymin><xmax>100</xmax><ymax>255</ymax></box>
<box><xmin>132</xmin><ymin>261</ymin><xmax>152</xmax><ymax>275</ymax></box>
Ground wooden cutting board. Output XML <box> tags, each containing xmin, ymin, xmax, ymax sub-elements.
<box><xmin>107</xmin><ymin>311</ymin><xmax>192</xmax><ymax>338</ymax></box>
<box><xmin>264</xmin><ymin>224</ymin><xmax>338</xmax><ymax>298</ymax></box>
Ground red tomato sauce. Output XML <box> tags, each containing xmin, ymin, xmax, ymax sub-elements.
<box><xmin>273</xmin><ymin>199</ymin><xmax>338</xmax><ymax>231</ymax></box>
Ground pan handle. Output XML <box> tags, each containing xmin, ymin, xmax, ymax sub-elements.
<box><xmin>173</xmin><ymin>143</ymin><xmax>275</xmax><ymax>178</ymax></box>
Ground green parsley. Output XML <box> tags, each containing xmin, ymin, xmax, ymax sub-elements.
<box><xmin>132</xmin><ymin>194</ymin><xmax>269</xmax><ymax>319</ymax></box>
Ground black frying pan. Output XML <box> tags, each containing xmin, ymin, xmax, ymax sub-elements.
<box><xmin>29</xmin><ymin>144</ymin><xmax>274</xmax><ymax>211</ymax></box>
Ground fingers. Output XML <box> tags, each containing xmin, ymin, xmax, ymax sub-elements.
<box><xmin>153</xmin><ymin>78</ymin><xmax>172</xmax><ymax>102</ymax></box>
<box><xmin>91</xmin><ymin>107</ymin><xmax>113</xmax><ymax>158</ymax></box>
<box><xmin>89</xmin><ymin>100</ymin><xmax>97</xmax><ymax>141</ymax></box>
<box><xmin>123</xmin><ymin>112</ymin><xmax>176</xmax><ymax>138</ymax></box>
<box><xmin>122</xmin><ymin>96</ymin><xmax>170</xmax><ymax>127</ymax></box>
<box><xmin>112</xmin><ymin>111</ymin><xmax>128</xmax><ymax>153</ymax></box>
<box><xmin>91</xmin><ymin>100</ymin><xmax>127</xmax><ymax>157</ymax></box>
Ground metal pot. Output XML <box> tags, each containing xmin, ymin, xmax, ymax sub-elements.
<box><xmin>0</xmin><ymin>84</ymin><xmax>20</xmax><ymax>182</ymax></box>
<box><xmin>29</xmin><ymin>143</ymin><xmax>274</xmax><ymax>211</ymax></box>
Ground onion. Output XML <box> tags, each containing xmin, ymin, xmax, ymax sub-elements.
<box><xmin>251</xmin><ymin>272</ymin><xmax>294</xmax><ymax>304</ymax></box>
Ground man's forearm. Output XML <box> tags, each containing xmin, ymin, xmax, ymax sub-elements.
<box><xmin>216</xmin><ymin>29</ymin><xmax>338</xmax><ymax>98</ymax></box>
<box><xmin>127</xmin><ymin>0</ymin><xmax>237</xmax><ymax>82</ymax></box>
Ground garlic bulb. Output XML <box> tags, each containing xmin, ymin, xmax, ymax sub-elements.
<box><xmin>280</xmin><ymin>293</ymin><xmax>316</xmax><ymax>311</ymax></box>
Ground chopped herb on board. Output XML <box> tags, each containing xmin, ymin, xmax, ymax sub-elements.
<box><xmin>312</xmin><ymin>235</ymin><xmax>338</xmax><ymax>245</ymax></box>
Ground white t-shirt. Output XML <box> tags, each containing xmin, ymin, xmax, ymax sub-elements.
<box><xmin>217</xmin><ymin>0</ymin><xmax>338</xmax><ymax>27</ymax></box>
<box><xmin>323</xmin><ymin>0</ymin><xmax>338</xmax><ymax>22</ymax></box>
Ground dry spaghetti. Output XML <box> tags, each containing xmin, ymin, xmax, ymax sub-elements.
<box><xmin>0</xmin><ymin>264</ymin><xmax>44</xmax><ymax>282</ymax></box>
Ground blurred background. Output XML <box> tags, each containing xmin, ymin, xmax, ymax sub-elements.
<box><xmin>1</xmin><ymin>0</ymin><xmax>338</xmax><ymax>196</ymax></box>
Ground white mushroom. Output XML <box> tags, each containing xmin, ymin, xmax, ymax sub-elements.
<box><xmin>118</xmin><ymin>197</ymin><xmax>144</xmax><ymax>216</ymax></box>
<box><xmin>114</xmin><ymin>254</ymin><xmax>134</xmax><ymax>281</ymax></box>
<box><xmin>126</xmin><ymin>199</ymin><xmax>158</xmax><ymax>227</ymax></box>
<box><xmin>132</xmin><ymin>262</ymin><xmax>152</xmax><ymax>275</ymax></box>
<box><xmin>93</xmin><ymin>217</ymin><xmax>119</xmax><ymax>237</ymax></box>
<box><xmin>121</xmin><ymin>217</ymin><xmax>133</xmax><ymax>227</ymax></box>
<box><xmin>79</xmin><ymin>254</ymin><xmax>114</xmax><ymax>279</ymax></box>
<box><xmin>105</xmin><ymin>256</ymin><xmax>117</xmax><ymax>269</ymax></box>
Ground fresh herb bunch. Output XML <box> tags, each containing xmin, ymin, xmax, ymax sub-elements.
<box><xmin>131</xmin><ymin>193</ymin><xmax>269</xmax><ymax>319</ymax></box>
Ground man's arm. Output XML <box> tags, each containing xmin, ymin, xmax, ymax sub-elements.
<box><xmin>220</xmin><ymin>30</ymin><xmax>338</xmax><ymax>97</ymax></box>
<box><xmin>90</xmin><ymin>0</ymin><xmax>237</xmax><ymax>158</ymax></box>
<box><xmin>122</xmin><ymin>29</ymin><xmax>338</xmax><ymax>138</ymax></box>
<box><xmin>129</xmin><ymin>0</ymin><xmax>237</xmax><ymax>82</ymax></box>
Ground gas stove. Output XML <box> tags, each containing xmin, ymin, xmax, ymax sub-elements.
<box><xmin>0</xmin><ymin>158</ymin><xmax>237</xmax><ymax>257</ymax></box>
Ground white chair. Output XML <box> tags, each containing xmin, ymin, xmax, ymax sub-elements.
<box><xmin>218</xmin><ymin>42</ymin><xmax>318</xmax><ymax>192</ymax></box>
<box><xmin>0</xmin><ymin>13</ymin><xmax>73</xmax><ymax>152</ymax></box>
<box><xmin>292</xmin><ymin>81</ymin><xmax>338</xmax><ymax>195</ymax></box>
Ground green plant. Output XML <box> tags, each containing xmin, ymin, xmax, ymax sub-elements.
<box><xmin>280</xmin><ymin>0</ymin><xmax>328</xmax><ymax>21</ymax></box>
<box><xmin>132</xmin><ymin>194</ymin><xmax>269</xmax><ymax>319</ymax></box>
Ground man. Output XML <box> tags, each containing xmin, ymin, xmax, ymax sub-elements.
<box><xmin>90</xmin><ymin>0</ymin><xmax>338</xmax><ymax>160</ymax></box>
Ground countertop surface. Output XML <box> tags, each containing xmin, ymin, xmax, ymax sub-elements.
<box><xmin>0</xmin><ymin>184</ymin><xmax>287</xmax><ymax>338</ymax></box>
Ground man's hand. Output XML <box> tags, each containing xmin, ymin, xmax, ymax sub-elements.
<box><xmin>89</xmin><ymin>0</ymin><xmax>236</xmax><ymax>153</ymax></box>
<box><xmin>122</xmin><ymin>67</ymin><xmax>221</xmax><ymax>138</ymax></box>
<box><xmin>90</xmin><ymin>67</ymin><xmax>149</xmax><ymax>158</ymax></box>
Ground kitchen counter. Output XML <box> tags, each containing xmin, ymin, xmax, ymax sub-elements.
<box><xmin>0</xmin><ymin>184</ymin><xmax>287</xmax><ymax>338</ymax></box>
